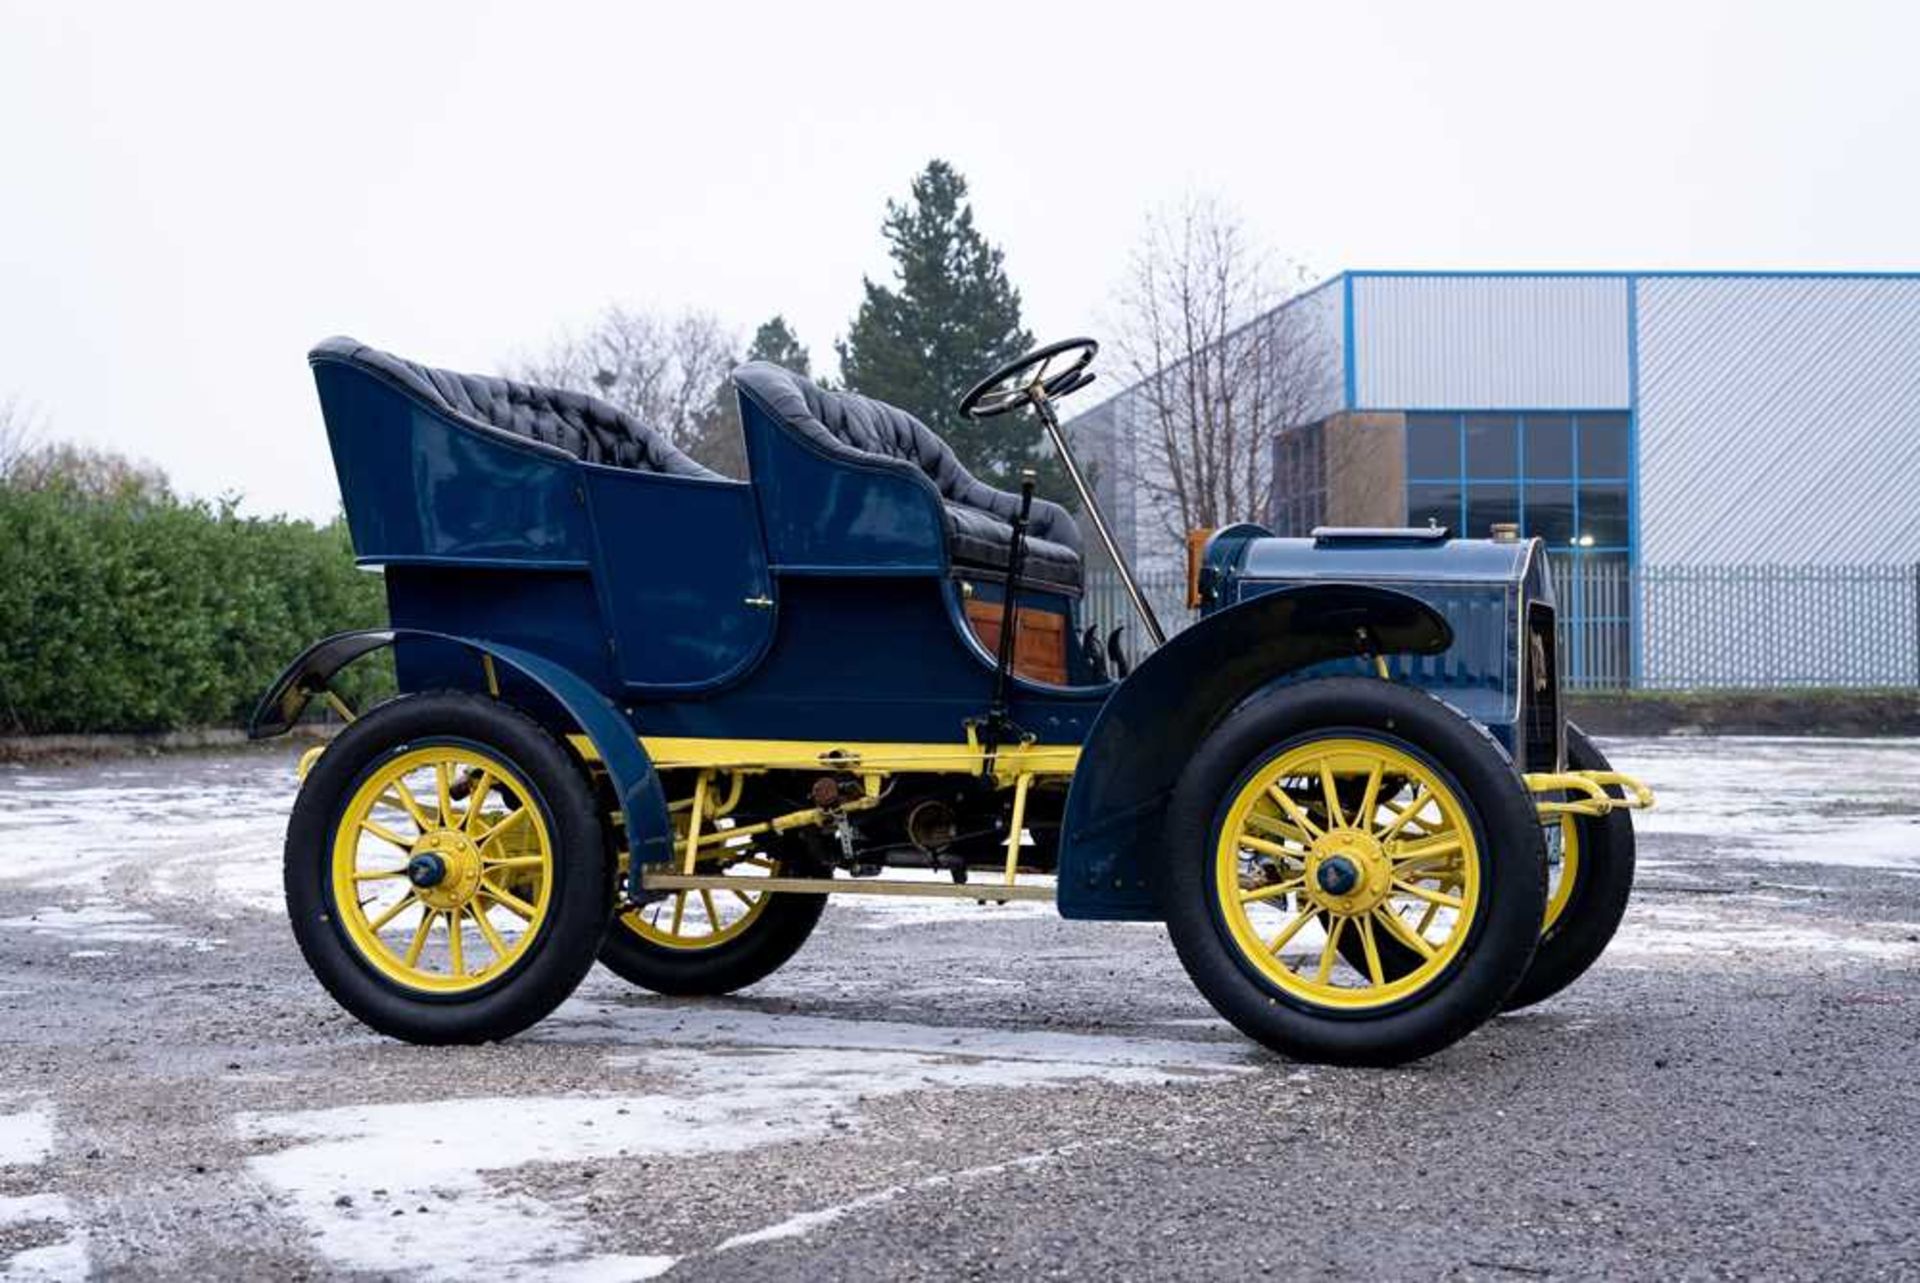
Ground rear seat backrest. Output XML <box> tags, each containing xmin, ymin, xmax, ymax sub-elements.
<box><xmin>311</xmin><ymin>336</ymin><xmax>719</xmax><ymax>479</ymax></box>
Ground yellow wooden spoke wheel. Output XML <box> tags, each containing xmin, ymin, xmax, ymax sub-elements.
<box><xmin>1543</xmin><ymin>814</ymin><xmax>1581</xmax><ymax>933</ymax></box>
<box><xmin>330</xmin><ymin>746</ymin><xmax>554</xmax><ymax>994</ymax></box>
<box><xmin>620</xmin><ymin>853</ymin><xmax>776</xmax><ymax>951</ymax></box>
<box><xmin>1215</xmin><ymin>736</ymin><xmax>1483</xmax><ymax>1011</ymax></box>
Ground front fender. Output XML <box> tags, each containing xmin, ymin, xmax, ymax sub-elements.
<box><xmin>1055</xmin><ymin>583</ymin><xmax>1452</xmax><ymax>921</ymax></box>
<box><xmin>249</xmin><ymin>629</ymin><xmax>673</xmax><ymax>882</ymax></box>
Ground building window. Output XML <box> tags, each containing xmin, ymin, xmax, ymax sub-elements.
<box><xmin>1405</xmin><ymin>410</ymin><xmax>1635</xmax><ymax>688</ymax></box>
<box><xmin>1270</xmin><ymin>420</ymin><xmax>1329</xmax><ymax>536</ymax></box>
<box><xmin>1402</xmin><ymin>410</ymin><xmax>1632</xmax><ymax>553</ymax></box>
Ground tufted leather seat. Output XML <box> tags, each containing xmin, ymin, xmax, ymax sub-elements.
<box><xmin>311</xmin><ymin>337</ymin><xmax>720</xmax><ymax>479</ymax></box>
<box><xmin>732</xmin><ymin>362</ymin><xmax>1083</xmax><ymax>594</ymax></box>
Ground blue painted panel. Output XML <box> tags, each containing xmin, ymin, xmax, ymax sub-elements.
<box><xmin>312</xmin><ymin>360</ymin><xmax>591</xmax><ymax>564</ymax></box>
<box><xmin>1057</xmin><ymin>585</ymin><xmax>1454</xmax><ymax>920</ymax></box>
<box><xmin>385</xmin><ymin>565</ymin><xmax>615</xmax><ymax>696</ymax></box>
<box><xmin>630</xmin><ymin>576</ymin><xmax>1107</xmax><ymax>744</ymax></box>
<box><xmin>582</xmin><ymin>467</ymin><xmax>776</xmax><ymax>692</ymax></box>
<box><xmin>739</xmin><ymin>393</ymin><xmax>947</xmax><ymax>574</ymax></box>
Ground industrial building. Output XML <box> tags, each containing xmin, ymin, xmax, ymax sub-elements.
<box><xmin>1068</xmin><ymin>271</ymin><xmax>1920</xmax><ymax>688</ymax></box>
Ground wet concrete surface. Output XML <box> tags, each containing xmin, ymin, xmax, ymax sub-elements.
<box><xmin>1</xmin><ymin>739</ymin><xmax>1917</xmax><ymax>1280</ymax></box>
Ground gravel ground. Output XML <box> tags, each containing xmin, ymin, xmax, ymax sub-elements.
<box><xmin>1</xmin><ymin>738</ymin><xmax>1917</xmax><ymax>1281</ymax></box>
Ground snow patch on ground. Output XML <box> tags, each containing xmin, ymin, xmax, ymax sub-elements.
<box><xmin>1612</xmin><ymin>902</ymin><xmax>1920</xmax><ymax>962</ymax></box>
<box><xmin>712</xmin><ymin>1146</ymin><xmax>1075</xmax><ymax>1254</ymax></box>
<box><xmin>0</xmin><ymin>756</ymin><xmax>292</xmax><ymax>905</ymax></box>
<box><xmin>0</xmin><ymin>1099</ymin><xmax>88</xmax><ymax>1280</ymax></box>
<box><xmin>543</xmin><ymin>997</ymin><xmax>1258</xmax><ymax>1073</ymax></box>
<box><xmin>1606</xmin><ymin>737</ymin><xmax>1920</xmax><ymax>872</ymax></box>
<box><xmin>0</xmin><ymin>1103</ymin><xmax>53</xmax><ymax>1167</ymax></box>
<box><xmin>0</xmin><ymin>903</ymin><xmax>221</xmax><ymax>952</ymax></box>
<box><xmin>241</xmin><ymin>1011</ymin><xmax>1247</xmax><ymax>1280</ymax></box>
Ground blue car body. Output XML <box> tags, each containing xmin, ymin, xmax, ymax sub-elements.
<box><xmin>256</xmin><ymin>341</ymin><xmax>1566</xmax><ymax>922</ymax></box>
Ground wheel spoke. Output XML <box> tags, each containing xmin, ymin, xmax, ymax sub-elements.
<box><xmin>403</xmin><ymin>909</ymin><xmax>436</xmax><ymax>967</ymax></box>
<box><xmin>1265</xmin><ymin>785</ymin><xmax>1324</xmax><ymax>841</ymax></box>
<box><xmin>477</xmin><ymin>805</ymin><xmax>529</xmax><ymax>850</ymax></box>
<box><xmin>479</xmin><ymin>879</ymin><xmax>537</xmax><ymax>921</ymax></box>
<box><xmin>730</xmin><ymin>889</ymin><xmax>758</xmax><ymax>908</ymax></box>
<box><xmin>1238</xmin><ymin>832</ymin><xmax>1303</xmax><ymax>862</ymax></box>
<box><xmin>1316</xmin><ymin>916</ymin><xmax>1346</xmax><ymax>984</ymax></box>
<box><xmin>435</xmin><ymin>762</ymin><xmax>455</xmax><ymax>827</ymax></box>
<box><xmin>482</xmin><ymin>854</ymin><xmax>545</xmax><ymax>870</ymax></box>
<box><xmin>379</xmin><ymin>786</ymin><xmax>433</xmax><ymax>833</ymax></box>
<box><xmin>1390</xmin><ymin>834</ymin><xmax>1463</xmax><ymax>867</ymax></box>
<box><xmin>1374</xmin><ymin>905</ymin><xmax>1438</xmax><ymax>958</ymax></box>
<box><xmin>1241</xmin><ymin>877</ymin><xmax>1307</xmax><ymax>905</ymax></box>
<box><xmin>1376</xmin><ymin>789</ymin><xmax>1432</xmax><ymax>842</ymax></box>
<box><xmin>447</xmin><ymin>906</ymin><xmax>466</xmax><ymax>975</ymax></box>
<box><xmin>1318</xmin><ymin>762</ymin><xmax>1345</xmax><ymax>829</ymax></box>
<box><xmin>354</xmin><ymin>868</ymin><xmax>410</xmax><ymax>881</ymax></box>
<box><xmin>1244</xmin><ymin>810</ymin><xmax>1314</xmax><ymax>846</ymax></box>
<box><xmin>1391</xmin><ymin>879</ymin><xmax>1463</xmax><ymax>909</ymax></box>
<box><xmin>670</xmin><ymin>891</ymin><xmax>688</xmax><ymax>935</ymax></box>
<box><xmin>463</xmin><ymin>771</ymin><xmax>494</xmax><ymax>834</ymax></box>
<box><xmin>1358</xmin><ymin>914</ymin><xmax>1386</xmax><ymax>985</ymax></box>
<box><xmin>698</xmin><ymin>889</ymin><xmax>720</xmax><ymax>934</ymax></box>
<box><xmin>1266</xmin><ymin>904</ymin><xmax>1318</xmax><ymax>955</ymax></box>
<box><xmin>472</xmin><ymin>901</ymin><xmax>511</xmax><ymax>961</ymax></box>
<box><xmin>367</xmin><ymin>891</ymin><xmax>419</xmax><ymax>933</ymax></box>
<box><xmin>359</xmin><ymin>819</ymin><xmax>414</xmax><ymax>852</ymax></box>
<box><xmin>1355</xmin><ymin>761</ymin><xmax>1384</xmax><ymax>830</ymax></box>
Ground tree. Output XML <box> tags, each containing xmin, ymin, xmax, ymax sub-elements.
<box><xmin>1111</xmin><ymin>196</ymin><xmax>1337</xmax><ymax>566</ymax></box>
<box><xmin>510</xmin><ymin>306</ymin><xmax>745</xmax><ymax>476</ymax></box>
<box><xmin>838</xmin><ymin>161</ymin><xmax>1067</xmax><ymax>501</ymax></box>
<box><xmin>744</xmin><ymin>315</ymin><xmax>811</xmax><ymax>378</ymax></box>
<box><xmin>0</xmin><ymin>397</ymin><xmax>40</xmax><ymax>486</ymax></box>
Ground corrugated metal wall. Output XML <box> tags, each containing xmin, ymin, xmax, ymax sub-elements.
<box><xmin>1636</xmin><ymin>275</ymin><xmax>1920</xmax><ymax>565</ymax></box>
<box><xmin>1352</xmin><ymin>275</ymin><xmax>1631</xmax><ymax>409</ymax></box>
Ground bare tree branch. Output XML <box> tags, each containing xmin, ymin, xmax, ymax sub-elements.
<box><xmin>507</xmin><ymin>306</ymin><xmax>741</xmax><ymax>470</ymax></box>
<box><xmin>1111</xmin><ymin>197</ymin><xmax>1337</xmax><ymax>570</ymax></box>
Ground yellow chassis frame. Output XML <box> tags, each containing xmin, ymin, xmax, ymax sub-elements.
<box><xmin>556</xmin><ymin>734</ymin><xmax>1653</xmax><ymax>903</ymax></box>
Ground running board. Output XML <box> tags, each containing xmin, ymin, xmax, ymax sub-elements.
<box><xmin>638</xmin><ymin>871</ymin><xmax>1056</xmax><ymax>903</ymax></box>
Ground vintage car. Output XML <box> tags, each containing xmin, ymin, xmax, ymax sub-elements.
<box><xmin>253</xmin><ymin>336</ymin><xmax>1652</xmax><ymax>1066</ymax></box>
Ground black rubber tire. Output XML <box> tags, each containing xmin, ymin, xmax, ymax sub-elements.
<box><xmin>598</xmin><ymin>882</ymin><xmax>826</xmax><ymax>996</ymax></box>
<box><xmin>1502</xmin><ymin>723</ymin><xmax>1636</xmax><ymax>1011</ymax></box>
<box><xmin>285</xmin><ymin>692</ymin><xmax>613</xmax><ymax>1044</ymax></box>
<box><xmin>1161</xmin><ymin>677</ymin><xmax>1547</xmax><ymax>1067</ymax></box>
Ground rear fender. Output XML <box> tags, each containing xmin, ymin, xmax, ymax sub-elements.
<box><xmin>1055</xmin><ymin>584</ymin><xmax>1453</xmax><ymax>921</ymax></box>
<box><xmin>249</xmin><ymin>629</ymin><xmax>673</xmax><ymax>881</ymax></box>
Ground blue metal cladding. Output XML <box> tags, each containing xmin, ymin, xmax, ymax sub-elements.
<box><xmin>312</xmin><ymin>360</ymin><xmax>594</xmax><ymax>565</ymax></box>
<box><xmin>1634</xmin><ymin>274</ymin><xmax>1920</xmax><ymax>566</ymax></box>
<box><xmin>581</xmin><ymin>467</ymin><xmax>777</xmax><ymax>693</ymax></box>
<box><xmin>1350</xmin><ymin>274</ymin><xmax>1632</xmax><ymax>410</ymax></box>
<box><xmin>738</xmin><ymin>392</ymin><xmax>947</xmax><ymax>574</ymax></box>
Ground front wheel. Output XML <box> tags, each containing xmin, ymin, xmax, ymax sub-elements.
<box><xmin>1502</xmin><ymin>723</ymin><xmax>1636</xmax><ymax>1010</ymax></box>
<box><xmin>1162</xmin><ymin>678</ymin><xmax>1546</xmax><ymax>1066</ymax></box>
<box><xmin>285</xmin><ymin>692</ymin><xmax>613</xmax><ymax>1044</ymax></box>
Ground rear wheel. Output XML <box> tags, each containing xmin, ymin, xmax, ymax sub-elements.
<box><xmin>600</xmin><ymin>838</ymin><xmax>826</xmax><ymax>996</ymax></box>
<box><xmin>1162</xmin><ymin>678</ymin><xmax>1546</xmax><ymax>1066</ymax></box>
<box><xmin>285</xmin><ymin>692</ymin><xmax>613</xmax><ymax>1044</ymax></box>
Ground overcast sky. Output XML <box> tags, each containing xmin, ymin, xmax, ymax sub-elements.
<box><xmin>3</xmin><ymin>1</ymin><xmax>1916</xmax><ymax>519</ymax></box>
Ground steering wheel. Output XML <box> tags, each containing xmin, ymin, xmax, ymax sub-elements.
<box><xmin>958</xmin><ymin>337</ymin><xmax>1099</xmax><ymax>420</ymax></box>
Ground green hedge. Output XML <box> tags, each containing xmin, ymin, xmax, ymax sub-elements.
<box><xmin>0</xmin><ymin>486</ymin><xmax>388</xmax><ymax>734</ymax></box>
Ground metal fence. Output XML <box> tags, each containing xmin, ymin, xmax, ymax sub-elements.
<box><xmin>1083</xmin><ymin>562</ymin><xmax>1920</xmax><ymax>691</ymax></box>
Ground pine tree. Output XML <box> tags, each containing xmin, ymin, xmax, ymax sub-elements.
<box><xmin>746</xmin><ymin>315</ymin><xmax>811</xmax><ymax>377</ymax></box>
<box><xmin>838</xmin><ymin>161</ymin><xmax>1069</xmax><ymax>503</ymax></box>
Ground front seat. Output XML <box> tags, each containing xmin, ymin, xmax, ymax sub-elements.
<box><xmin>730</xmin><ymin>361</ymin><xmax>1083</xmax><ymax>595</ymax></box>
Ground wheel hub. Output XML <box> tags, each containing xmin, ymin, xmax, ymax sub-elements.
<box><xmin>406</xmin><ymin>853</ymin><xmax>447</xmax><ymax>888</ymax></box>
<box><xmin>1305</xmin><ymin>828</ymin><xmax>1392</xmax><ymax>916</ymax></box>
<box><xmin>408</xmin><ymin>829</ymin><xmax>483</xmax><ymax>911</ymax></box>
